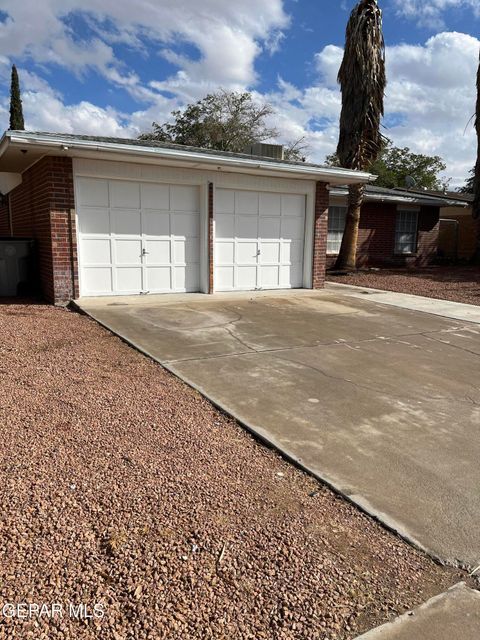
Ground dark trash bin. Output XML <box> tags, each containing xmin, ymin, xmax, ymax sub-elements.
<box><xmin>0</xmin><ymin>238</ymin><xmax>36</xmax><ymax>297</ymax></box>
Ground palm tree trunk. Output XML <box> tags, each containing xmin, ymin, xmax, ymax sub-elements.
<box><xmin>473</xmin><ymin>52</ymin><xmax>480</xmax><ymax>262</ymax></box>
<box><xmin>334</xmin><ymin>183</ymin><xmax>365</xmax><ymax>271</ymax></box>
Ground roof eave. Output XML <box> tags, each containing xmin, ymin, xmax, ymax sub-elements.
<box><xmin>3</xmin><ymin>132</ymin><xmax>375</xmax><ymax>185</ymax></box>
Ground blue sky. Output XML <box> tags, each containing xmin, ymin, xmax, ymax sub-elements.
<box><xmin>0</xmin><ymin>0</ymin><xmax>479</xmax><ymax>186</ymax></box>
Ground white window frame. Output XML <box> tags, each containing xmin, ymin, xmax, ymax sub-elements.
<box><xmin>395</xmin><ymin>208</ymin><xmax>419</xmax><ymax>255</ymax></box>
<box><xmin>327</xmin><ymin>205</ymin><xmax>347</xmax><ymax>255</ymax></box>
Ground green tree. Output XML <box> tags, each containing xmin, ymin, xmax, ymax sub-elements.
<box><xmin>334</xmin><ymin>0</ymin><xmax>386</xmax><ymax>271</ymax></box>
<box><xmin>326</xmin><ymin>141</ymin><xmax>448</xmax><ymax>190</ymax></box>
<box><xmin>140</xmin><ymin>90</ymin><xmax>279</xmax><ymax>153</ymax></box>
<box><xmin>9</xmin><ymin>64</ymin><xmax>25</xmax><ymax>130</ymax></box>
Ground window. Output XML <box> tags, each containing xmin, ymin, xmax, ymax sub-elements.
<box><xmin>395</xmin><ymin>209</ymin><xmax>418</xmax><ymax>254</ymax></box>
<box><xmin>327</xmin><ymin>206</ymin><xmax>347</xmax><ymax>254</ymax></box>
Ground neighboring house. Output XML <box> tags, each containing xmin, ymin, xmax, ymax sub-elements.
<box><xmin>0</xmin><ymin>131</ymin><xmax>371</xmax><ymax>304</ymax></box>
<box><xmin>326</xmin><ymin>185</ymin><xmax>467</xmax><ymax>269</ymax></box>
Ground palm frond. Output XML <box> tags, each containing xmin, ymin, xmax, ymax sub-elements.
<box><xmin>337</xmin><ymin>0</ymin><xmax>386</xmax><ymax>171</ymax></box>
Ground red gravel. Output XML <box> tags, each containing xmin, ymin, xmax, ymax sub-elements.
<box><xmin>328</xmin><ymin>266</ymin><xmax>480</xmax><ymax>305</ymax></box>
<box><xmin>0</xmin><ymin>303</ymin><xmax>467</xmax><ymax>639</ymax></box>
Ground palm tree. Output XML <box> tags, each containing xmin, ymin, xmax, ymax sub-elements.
<box><xmin>334</xmin><ymin>0</ymin><xmax>386</xmax><ymax>271</ymax></box>
<box><xmin>473</xmin><ymin>50</ymin><xmax>480</xmax><ymax>261</ymax></box>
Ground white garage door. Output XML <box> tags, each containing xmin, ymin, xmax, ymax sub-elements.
<box><xmin>76</xmin><ymin>178</ymin><xmax>200</xmax><ymax>296</ymax></box>
<box><xmin>214</xmin><ymin>188</ymin><xmax>305</xmax><ymax>291</ymax></box>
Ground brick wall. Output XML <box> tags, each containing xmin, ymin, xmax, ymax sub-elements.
<box><xmin>326</xmin><ymin>201</ymin><xmax>440</xmax><ymax>269</ymax></box>
<box><xmin>312</xmin><ymin>182</ymin><xmax>329</xmax><ymax>289</ymax></box>
<box><xmin>8</xmin><ymin>156</ymin><xmax>78</xmax><ymax>303</ymax></box>
<box><xmin>0</xmin><ymin>199</ymin><xmax>9</xmax><ymax>235</ymax></box>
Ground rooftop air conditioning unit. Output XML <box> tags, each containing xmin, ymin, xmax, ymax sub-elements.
<box><xmin>247</xmin><ymin>143</ymin><xmax>285</xmax><ymax>160</ymax></box>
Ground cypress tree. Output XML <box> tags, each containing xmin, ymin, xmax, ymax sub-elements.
<box><xmin>9</xmin><ymin>65</ymin><xmax>25</xmax><ymax>130</ymax></box>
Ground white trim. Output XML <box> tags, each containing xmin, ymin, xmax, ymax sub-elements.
<box><xmin>5</xmin><ymin>131</ymin><xmax>374</xmax><ymax>185</ymax></box>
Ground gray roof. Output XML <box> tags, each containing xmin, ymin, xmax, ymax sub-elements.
<box><xmin>330</xmin><ymin>183</ymin><xmax>469</xmax><ymax>208</ymax></box>
<box><xmin>8</xmin><ymin>130</ymin><xmax>335</xmax><ymax>171</ymax></box>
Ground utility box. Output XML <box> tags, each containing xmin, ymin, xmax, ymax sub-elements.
<box><xmin>0</xmin><ymin>238</ymin><xmax>36</xmax><ymax>297</ymax></box>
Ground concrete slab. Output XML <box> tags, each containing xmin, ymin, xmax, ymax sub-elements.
<box><xmin>76</xmin><ymin>289</ymin><xmax>480</xmax><ymax>568</ymax></box>
<box><xmin>354</xmin><ymin>583</ymin><xmax>480</xmax><ymax>639</ymax></box>
<box><xmin>328</xmin><ymin>282</ymin><xmax>480</xmax><ymax>325</ymax></box>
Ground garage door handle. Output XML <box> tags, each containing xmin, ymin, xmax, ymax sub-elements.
<box><xmin>142</xmin><ymin>249</ymin><xmax>149</xmax><ymax>256</ymax></box>
<box><xmin>256</xmin><ymin>249</ymin><xmax>261</xmax><ymax>256</ymax></box>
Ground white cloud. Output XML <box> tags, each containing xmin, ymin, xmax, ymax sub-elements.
<box><xmin>394</xmin><ymin>0</ymin><xmax>480</xmax><ymax>28</ymax></box>
<box><xmin>0</xmin><ymin>0</ymin><xmax>289</xmax><ymax>100</ymax></box>
<box><xmin>0</xmin><ymin>2</ymin><xmax>477</xmax><ymax>187</ymax></box>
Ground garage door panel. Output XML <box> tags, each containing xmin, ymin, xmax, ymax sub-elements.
<box><xmin>175</xmin><ymin>265</ymin><xmax>199</xmax><ymax>292</ymax></box>
<box><xmin>236</xmin><ymin>191</ymin><xmax>258</xmax><ymax>215</ymax></box>
<box><xmin>260</xmin><ymin>242</ymin><xmax>280</xmax><ymax>264</ymax></box>
<box><xmin>282</xmin><ymin>217</ymin><xmax>304</xmax><ymax>240</ymax></box>
<box><xmin>215</xmin><ymin>242</ymin><xmax>234</xmax><ymax>265</ymax></box>
<box><xmin>282</xmin><ymin>240</ymin><xmax>303</xmax><ymax>264</ymax></box>
<box><xmin>141</xmin><ymin>183</ymin><xmax>170</xmax><ymax>210</ymax></box>
<box><xmin>83</xmin><ymin>267</ymin><xmax>112</xmax><ymax>294</ymax></box>
<box><xmin>111</xmin><ymin>209</ymin><xmax>142</xmax><ymax>235</ymax></box>
<box><xmin>77</xmin><ymin>178</ymin><xmax>109</xmax><ymax>208</ymax></box>
<box><xmin>110</xmin><ymin>181</ymin><xmax>140</xmax><ymax>209</ymax></box>
<box><xmin>174</xmin><ymin>239</ymin><xmax>199</xmax><ymax>264</ymax></box>
<box><xmin>145</xmin><ymin>266</ymin><xmax>171</xmax><ymax>291</ymax></box>
<box><xmin>81</xmin><ymin>238</ymin><xmax>111</xmax><ymax>265</ymax></box>
<box><xmin>237</xmin><ymin>266</ymin><xmax>257</xmax><ymax>289</ymax></box>
<box><xmin>78</xmin><ymin>208</ymin><xmax>110</xmax><ymax>235</ymax></box>
<box><xmin>259</xmin><ymin>217</ymin><xmax>281</xmax><ymax>240</ymax></box>
<box><xmin>259</xmin><ymin>193</ymin><xmax>281</xmax><ymax>216</ymax></box>
<box><xmin>145</xmin><ymin>240</ymin><xmax>171</xmax><ymax>264</ymax></box>
<box><xmin>143</xmin><ymin>211</ymin><xmax>170</xmax><ymax>237</ymax></box>
<box><xmin>216</xmin><ymin>189</ymin><xmax>235</xmax><ymax>214</ymax></box>
<box><xmin>216</xmin><ymin>266</ymin><xmax>234</xmax><ymax>289</ymax></box>
<box><xmin>115</xmin><ymin>267</ymin><xmax>142</xmax><ymax>292</ymax></box>
<box><xmin>260</xmin><ymin>266</ymin><xmax>280</xmax><ymax>288</ymax></box>
<box><xmin>235</xmin><ymin>215</ymin><xmax>257</xmax><ymax>239</ymax></box>
<box><xmin>216</xmin><ymin>214</ymin><xmax>234</xmax><ymax>237</ymax></box>
<box><xmin>237</xmin><ymin>242</ymin><xmax>258</xmax><ymax>264</ymax></box>
<box><xmin>114</xmin><ymin>239</ymin><xmax>142</xmax><ymax>264</ymax></box>
<box><xmin>171</xmin><ymin>185</ymin><xmax>199</xmax><ymax>212</ymax></box>
<box><xmin>172</xmin><ymin>213</ymin><xmax>199</xmax><ymax>238</ymax></box>
<box><xmin>281</xmin><ymin>264</ymin><xmax>303</xmax><ymax>288</ymax></box>
<box><xmin>282</xmin><ymin>194</ymin><xmax>305</xmax><ymax>217</ymax></box>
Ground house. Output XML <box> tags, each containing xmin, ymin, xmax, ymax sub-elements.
<box><xmin>0</xmin><ymin>131</ymin><xmax>372</xmax><ymax>304</ymax></box>
<box><xmin>326</xmin><ymin>185</ymin><xmax>467</xmax><ymax>269</ymax></box>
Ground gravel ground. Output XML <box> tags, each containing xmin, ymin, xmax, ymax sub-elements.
<box><xmin>328</xmin><ymin>266</ymin><xmax>480</xmax><ymax>306</ymax></box>
<box><xmin>0</xmin><ymin>303</ymin><xmax>469</xmax><ymax>639</ymax></box>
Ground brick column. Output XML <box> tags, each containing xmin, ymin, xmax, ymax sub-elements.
<box><xmin>208</xmin><ymin>182</ymin><xmax>214</xmax><ymax>294</ymax></box>
<box><xmin>49</xmin><ymin>157</ymin><xmax>79</xmax><ymax>302</ymax></box>
<box><xmin>312</xmin><ymin>181</ymin><xmax>329</xmax><ymax>289</ymax></box>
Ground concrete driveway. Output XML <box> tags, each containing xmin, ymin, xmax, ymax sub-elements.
<box><xmin>77</xmin><ymin>289</ymin><xmax>480</xmax><ymax>569</ymax></box>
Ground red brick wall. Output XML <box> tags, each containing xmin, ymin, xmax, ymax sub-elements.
<box><xmin>326</xmin><ymin>202</ymin><xmax>440</xmax><ymax>269</ymax></box>
<box><xmin>0</xmin><ymin>199</ymin><xmax>9</xmax><ymax>235</ymax></box>
<box><xmin>312</xmin><ymin>182</ymin><xmax>329</xmax><ymax>289</ymax></box>
<box><xmin>8</xmin><ymin>156</ymin><xmax>78</xmax><ymax>303</ymax></box>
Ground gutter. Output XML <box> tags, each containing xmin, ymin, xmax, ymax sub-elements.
<box><xmin>4</xmin><ymin>132</ymin><xmax>375</xmax><ymax>185</ymax></box>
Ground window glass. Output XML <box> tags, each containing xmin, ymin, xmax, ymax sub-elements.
<box><xmin>395</xmin><ymin>210</ymin><xmax>418</xmax><ymax>254</ymax></box>
<box><xmin>327</xmin><ymin>206</ymin><xmax>347</xmax><ymax>254</ymax></box>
